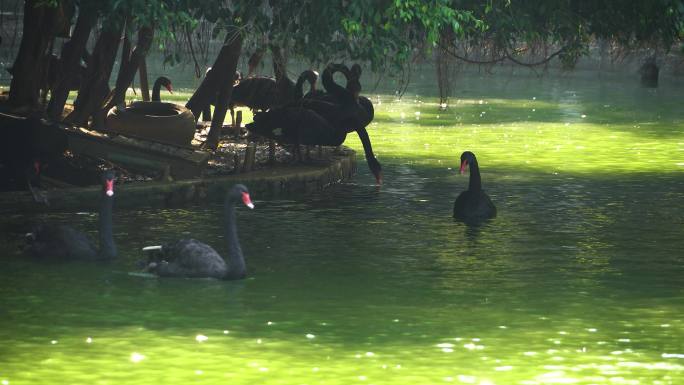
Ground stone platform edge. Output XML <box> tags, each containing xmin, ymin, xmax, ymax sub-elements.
<box><xmin>0</xmin><ymin>147</ymin><xmax>357</xmax><ymax>213</ymax></box>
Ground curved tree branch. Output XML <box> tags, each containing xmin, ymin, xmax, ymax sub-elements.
<box><xmin>438</xmin><ymin>38</ymin><xmax>570</xmax><ymax>68</ymax></box>
<box><xmin>185</xmin><ymin>24</ymin><xmax>201</xmax><ymax>78</ymax></box>
<box><xmin>437</xmin><ymin>39</ymin><xmax>507</xmax><ymax>64</ymax></box>
<box><xmin>503</xmin><ymin>45</ymin><xmax>568</xmax><ymax>67</ymax></box>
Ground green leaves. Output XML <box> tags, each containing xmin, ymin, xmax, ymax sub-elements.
<box><xmin>68</xmin><ymin>0</ymin><xmax>681</xmax><ymax>80</ymax></box>
<box><xmin>331</xmin><ymin>0</ymin><xmax>481</xmax><ymax>71</ymax></box>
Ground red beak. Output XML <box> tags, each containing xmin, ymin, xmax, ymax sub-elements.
<box><xmin>166</xmin><ymin>85</ymin><xmax>173</xmax><ymax>94</ymax></box>
<box><xmin>459</xmin><ymin>160</ymin><xmax>468</xmax><ymax>174</ymax></box>
<box><xmin>241</xmin><ymin>192</ymin><xmax>254</xmax><ymax>209</ymax></box>
<box><xmin>105</xmin><ymin>179</ymin><xmax>115</xmax><ymax>196</ymax></box>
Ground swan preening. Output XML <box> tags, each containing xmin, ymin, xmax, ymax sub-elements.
<box><xmin>141</xmin><ymin>184</ymin><xmax>254</xmax><ymax>280</ymax></box>
<box><xmin>453</xmin><ymin>151</ymin><xmax>496</xmax><ymax>224</ymax></box>
<box><xmin>25</xmin><ymin>170</ymin><xmax>117</xmax><ymax>260</ymax></box>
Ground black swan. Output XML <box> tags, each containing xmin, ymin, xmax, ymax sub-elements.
<box><xmin>25</xmin><ymin>170</ymin><xmax>117</xmax><ymax>260</ymax></box>
<box><xmin>453</xmin><ymin>151</ymin><xmax>496</xmax><ymax>223</ymax></box>
<box><xmin>0</xmin><ymin>113</ymin><xmax>49</xmax><ymax>203</ymax></box>
<box><xmin>151</xmin><ymin>76</ymin><xmax>173</xmax><ymax>102</ymax></box>
<box><xmin>293</xmin><ymin>70</ymin><xmax>321</xmax><ymax>100</ymax></box>
<box><xmin>296</xmin><ymin>63</ymin><xmax>382</xmax><ymax>184</ymax></box>
<box><xmin>202</xmin><ymin>69</ymin><xmax>242</xmax><ymax>122</ymax></box>
<box><xmin>229</xmin><ymin>69</ymin><xmax>318</xmax><ymax>113</ymax></box>
<box><xmin>230</xmin><ymin>76</ymin><xmax>277</xmax><ymax>111</ymax></box>
<box><xmin>246</xmin><ymin>105</ymin><xmax>346</xmax><ymax>148</ymax></box>
<box><xmin>141</xmin><ymin>184</ymin><xmax>254</xmax><ymax>280</ymax></box>
<box><xmin>239</xmin><ymin>70</ymin><xmax>324</xmax><ymax>149</ymax></box>
<box><xmin>23</xmin><ymin>159</ymin><xmax>48</xmax><ymax>205</ymax></box>
<box><xmin>246</xmin><ymin>69</ymin><xmax>348</xmax><ymax>157</ymax></box>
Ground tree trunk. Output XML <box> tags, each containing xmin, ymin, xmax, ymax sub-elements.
<box><xmin>117</xmin><ymin>32</ymin><xmax>133</xmax><ymax>82</ymax></box>
<box><xmin>8</xmin><ymin>0</ymin><xmax>58</xmax><ymax>111</ymax></box>
<box><xmin>247</xmin><ymin>46</ymin><xmax>265</xmax><ymax>77</ymax></box>
<box><xmin>271</xmin><ymin>45</ymin><xmax>287</xmax><ymax>80</ymax></box>
<box><xmin>40</xmin><ymin>40</ymin><xmax>55</xmax><ymax>106</ymax></box>
<box><xmin>193</xmin><ymin>31</ymin><xmax>243</xmax><ymax>150</ymax></box>
<box><xmin>139</xmin><ymin>57</ymin><xmax>150</xmax><ymax>101</ymax></box>
<box><xmin>65</xmin><ymin>24</ymin><xmax>124</xmax><ymax>128</ymax></box>
<box><xmin>186</xmin><ymin>29</ymin><xmax>243</xmax><ymax>149</ymax></box>
<box><xmin>103</xmin><ymin>26</ymin><xmax>154</xmax><ymax>113</ymax></box>
<box><xmin>639</xmin><ymin>56</ymin><xmax>659</xmax><ymax>88</ymax></box>
<box><xmin>436</xmin><ymin>31</ymin><xmax>451</xmax><ymax>109</ymax></box>
<box><xmin>47</xmin><ymin>6</ymin><xmax>96</xmax><ymax>120</ymax></box>
<box><xmin>271</xmin><ymin>44</ymin><xmax>293</xmax><ymax>104</ymax></box>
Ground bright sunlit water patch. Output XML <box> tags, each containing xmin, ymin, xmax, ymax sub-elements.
<box><xmin>1</xmin><ymin>71</ymin><xmax>683</xmax><ymax>384</ymax></box>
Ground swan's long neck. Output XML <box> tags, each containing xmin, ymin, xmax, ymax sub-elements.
<box><xmin>357</xmin><ymin>127</ymin><xmax>382</xmax><ymax>183</ymax></box>
<box><xmin>152</xmin><ymin>80</ymin><xmax>162</xmax><ymax>102</ymax></box>
<box><xmin>322</xmin><ymin>65</ymin><xmax>353</xmax><ymax>103</ymax></box>
<box><xmin>357</xmin><ymin>127</ymin><xmax>376</xmax><ymax>163</ymax></box>
<box><xmin>224</xmin><ymin>197</ymin><xmax>246</xmax><ymax>278</ymax></box>
<box><xmin>294</xmin><ymin>73</ymin><xmax>308</xmax><ymax>100</ymax></box>
<box><xmin>98</xmin><ymin>194</ymin><xmax>117</xmax><ymax>258</ymax></box>
<box><xmin>468</xmin><ymin>158</ymin><xmax>482</xmax><ymax>192</ymax></box>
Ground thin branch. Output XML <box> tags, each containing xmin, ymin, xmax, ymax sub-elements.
<box><xmin>438</xmin><ymin>39</ymin><xmax>506</xmax><ymax>64</ymax></box>
<box><xmin>185</xmin><ymin>24</ymin><xmax>201</xmax><ymax>78</ymax></box>
<box><xmin>438</xmin><ymin>38</ymin><xmax>569</xmax><ymax>68</ymax></box>
<box><xmin>503</xmin><ymin>45</ymin><xmax>567</xmax><ymax>67</ymax></box>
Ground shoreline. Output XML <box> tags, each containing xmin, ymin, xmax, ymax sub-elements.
<box><xmin>0</xmin><ymin>147</ymin><xmax>357</xmax><ymax>213</ymax></box>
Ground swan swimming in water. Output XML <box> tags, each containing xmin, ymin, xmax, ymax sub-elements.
<box><xmin>453</xmin><ymin>151</ymin><xmax>496</xmax><ymax>224</ymax></box>
<box><xmin>25</xmin><ymin>170</ymin><xmax>117</xmax><ymax>260</ymax></box>
<box><xmin>141</xmin><ymin>184</ymin><xmax>254</xmax><ymax>280</ymax></box>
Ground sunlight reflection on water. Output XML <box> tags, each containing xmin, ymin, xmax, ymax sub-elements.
<box><xmin>1</xmin><ymin>73</ymin><xmax>683</xmax><ymax>384</ymax></box>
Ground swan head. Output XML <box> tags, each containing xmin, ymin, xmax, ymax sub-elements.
<box><xmin>368</xmin><ymin>156</ymin><xmax>383</xmax><ymax>185</ymax></box>
<box><xmin>323</xmin><ymin>63</ymin><xmax>362</xmax><ymax>97</ymax></box>
<box><xmin>350</xmin><ymin>63</ymin><xmax>362</xmax><ymax>79</ymax></box>
<box><xmin>459</xmin><ymin>151</ymin><xmax>477</xmax><ymax>174</ymax></box>
<box><xmin>230</xmin><ymin>184</ymin><xmax>254</xmax><ymax>209</ymax></box>
<box><xmin>304</xmin><ymin>70</ymin><xmax>319</xmax><ymax>84</ymax></box>
<box><xmin>156</xmin><ymin>76</ymin><xmax>173</xmax><ymax>94</ymax></box>
<box><xmin>101</xmin><ymin>170</ymin><xmax>116</xmax><ymax>197</ymax></box>
<box><xmin>347</xmin><ymin>79</ymin><xmax>361</xmax><ymax>99</ymax></box>
<box><xmin>27</xmin><ymin>158</ymin><xmax>49</xmax><ymax>205</ymax></box>
<box><xmin>348</xmin><ymin>64</ymin><xmax>363</xmax><ymax>98</ymax></box>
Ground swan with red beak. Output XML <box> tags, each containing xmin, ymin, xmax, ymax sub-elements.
<box><xmin>453</xmin><ymin>151</ymin><xmax>496</xmax><ymax>224</ymax></box>
<box><xmin>25</xmin><ymin>170</ymin><xmax>117</xmax><ymax>259</ymax></box>
<box><xmin>141</xmin><ymin>184</ymin><xmax>254</xmax><ymax>280</ymax></box>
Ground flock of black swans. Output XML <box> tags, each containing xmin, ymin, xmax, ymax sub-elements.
<box><xmin>17</xmin><ymin>63</ymin><xmax>497</xmax><ymax>281</ymax></box>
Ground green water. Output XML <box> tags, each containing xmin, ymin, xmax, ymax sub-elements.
<box><xmin>1</xmin><ymin>72</ymin><xmax>683</xmax><ymax>384</ymax></box>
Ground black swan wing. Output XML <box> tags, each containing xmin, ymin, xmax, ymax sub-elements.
<box><xmin>158</xmin><ymin>239</ymin><xmax>227</xmax><ymax>278</ymax></box>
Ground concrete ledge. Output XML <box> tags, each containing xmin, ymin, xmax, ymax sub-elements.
<box><xmin>0</xmin><ymin>147</ymin><xmax>357</xmax><ymax>213</ymax></box>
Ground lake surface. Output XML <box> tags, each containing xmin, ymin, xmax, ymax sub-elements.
<box><xmin>1</xmin><ymin>71</ymin><xmax>683</xmax><ymax>384</ymax></box>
